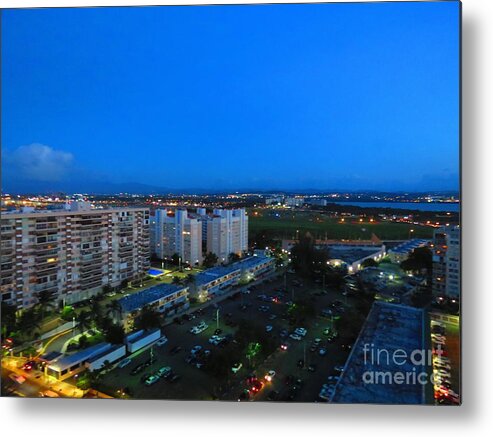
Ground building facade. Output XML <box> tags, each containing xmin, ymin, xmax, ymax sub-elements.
<box><xmin>206</xmin><ymin>208</ymin><xmax>248</xmax><ymax>262</ymax></box>
<box><xmin>152</xmin><ymin>209</ymin><xmax>203</xmax><ymax>266</ymax></box>
<box><xmin>0</xmin><ymin>204</ymin><xmax>150</xmax><ymax>310</ymax></box>
<box><xmin>432</xmin><ymin>226</ymin><xmax>460</xmax><ymax>299</ymax></box>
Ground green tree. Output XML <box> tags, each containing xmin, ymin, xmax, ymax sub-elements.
<box><xmin>35</xmin><ymin>289</ymin><xmax>58</xmax><ymax>319</ymax></box>
<box><xmin>400</xmin><ymin>247</ymin><xmax>433</xmax><ymax>273</ymax></box>
<box><xmin>203</xmin><ymin>252</ymin><xmax>218</xmax><ymax>268</ymax></box>
<box><xmin>1</xmin><ymin>302</ymin><xmax>17</xmax><ymax>337</ymax></box>
<box><xmin>16</xmin><ymin>308</ymin><xmax>41</xmax><ymax>341</ymax></box>
<box><xmin>134</xmin><ymin>305</ymin><xmax>161</xmax><ymax>331</ymax></box>
<box><xmin>105</xmin><ymin>323</ymin><xmax>125</xmax><ymax>344</ymax></box>
<box><xmin>361</xmin><ymin>258</ymin><xmax>378</xmax><ymax>268</ymax></box>
<box><xmin>106</xmin><ymin>300</ymin><xmax>123</xmax><ymax>323</ymax></box>
<box><xmin>290</xmin><ymin>232</ymin><xmax>329</xmax><ymax>277</ymax></box>
<box><xmin>77</xmin><ymin>310</ymin><xmax>93</xmax><ymax>335</ymax></box>
<box><xmin>172</xmin><ymin>276</ymin><xmax>182</xmax><ymax>285</ymax></box>
<box><xmin>228</xmin><ymin>252</ymin><xmax>240</xmax><ymax>264</ymax></box>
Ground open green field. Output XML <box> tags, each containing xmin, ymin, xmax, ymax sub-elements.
<box><xmin>248</xmin><ymin>210</ymin><xmax>434</xmax><ymax>241</ymax></box>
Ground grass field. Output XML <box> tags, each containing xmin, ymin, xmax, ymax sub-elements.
<box><xmin>248</xmin><ymin>210</ymin><xmax>434</xmax><ymax>241</ymax></box>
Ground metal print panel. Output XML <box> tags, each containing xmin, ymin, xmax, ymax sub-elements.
<box><xmin>0</xmin><ymin>1</ymin><xmax>461</xmax><ymax>405</ymax></box>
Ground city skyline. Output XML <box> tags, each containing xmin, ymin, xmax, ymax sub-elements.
<box><xmin>2</xmin><ymin>2</ymin><xmax>459</xmax><ymax>193</ymax></box>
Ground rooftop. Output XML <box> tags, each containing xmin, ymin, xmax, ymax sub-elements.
<box><xmin>233</xmin><ymin>255</ymin><xmax>274</xmax><ymax>269</ymax></box>
<box><xmin>48</xmin><ymin>342</ymin><xmax>112</xmax><ymax>372</ymax></box>
<box><xmin>331</xmin><ymin>302</ymin><xmax>427</xmax><ymax>404</ymax></box>
<box><xmin>119</xmin><ymin>283</ymin><xmax>187</xmax><ymax>313</ymax></box>
<box><xmin>327</xmin><ymin>244</ymin><xmax>384</xmax><ymax>265</ymax></box>
<box><xmin>389</xmin><ymin>239</ymin><xmax>429</xmax><ymax>254</ymax></box>
<box><xmin>195</xmin><ymin>265</ymin><xmax>241</xmax><ymax>286</ymax></box>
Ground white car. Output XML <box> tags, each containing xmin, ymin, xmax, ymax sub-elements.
<box><xmin>295</xmin><ymin>328</ymin><xmax>307</xmax><ymax>336</ymax></box>
<box><xmin>265</xmin><ymin>370</ymin><xmax>276</xmax><ymax>382</ymax></box>
<box><xmin>117</xmin><ymin>358</ymin><xmax>132</xmax><ymax>368</ymax></box>
<box><xmin>289</xmin><ymin>333</ymin><xmax>302</xmax><ymax>341</ymax></box>
<box><xmin>145</xmin><ymin>375</ymin><xmax>160</xmax><ymax>386</ymax></box>
<box><xmin>156</xmin><ymin>336</ymin><xmax>168</xmax><ymax>347</ymax></box>
<box><xmin>191</xmin><ymin>345</ymin><xmax>202</xmax><ymax>355</ymax></box>
<box><xmin>241</xmin><ymin>289</ymin><xmax>251</xmax><ymax>294</ymax></box>
<box><xmin>231</xmin><ymin>363</ymin><xmax>243</xmax><ymax>373</ymax></box>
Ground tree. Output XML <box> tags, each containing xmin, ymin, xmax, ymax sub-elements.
<box><xmin>105</xmin><ymin>323</ymin><xmax>125</xmax><ymax>344</ymax></box>
<box><xmin>171</xmin><ymin>253</ymin><xmax>181</xmax><ymax>266</ymax></box>
<box><xmin>77</xmin><ymin>310</ymin><xmax>93</xmax><ymax>335</ymax></box>
<box><xmin>90</xmin><ymin>300</ymin><xmax>105</xmax><ymax>330</ymax></box>
<box><xmin>102</xmin><ymin>284</ymin><xmax>112</xmax><ymax>295</ymax></box>
<box><xmin>1</xmin><ymin>302</ymin><xmax>17</xmax><ymax>337</ymax></box>
<box><xmin>106</xmin><ymin>300</ymin><xmax>123</xmax><ymax>323</ymax></box>
<box><xmin>35</xmin><ymin>289</ymin><xmax>58</xmax><ymax>319</ymax></box>
<box><xmin>16</xmin><ymin>308</ymin><xmax>41</xmax><ymax>341</ymax></box>
<box><xmin>361</xmin><ymin>258</ymin><xmax>378</xmax><ymax>268</ymax></box>
<box><xmin>203</xmin><ymin>252</ymin><xmax>218</xmax><ymax>268</ymax></box>
<box><xmin>172</xmin><ymin>276</ymin><xmax>182</xmax><ymax>285</ymax></box>
<box><xmin>290</xmin><ymin>232</ymin><xmax>329</xmax><ymax>277</ymax></box>
<box><xmin>134</xmin><ymin>305</ymin><xmax>161</xmax><ymax>331</ymax></box>
<box><xmin>228</xmin><ymin>252</ymin><xmax>240</xmax><ymax>264</ymax></box>
<box><xmin>184</xmin><ymin>274</ymin><xmax>196</xmax><ymax>285</ymax></box>
<box><xmin>401</xmin><ymin>247</ymin><xmax>433</xmax><ymax>273</ymax></box>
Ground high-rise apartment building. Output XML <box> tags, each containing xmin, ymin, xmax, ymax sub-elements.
<box><xmin>152</xmin><ymin>209</ymin><xmax>202</xmax><ymax>265</ymax></box>
<box><xmin>432</xmin><ymin>225</ymin><xmax>460</xmax><ymax>299</ymax></box>
<box><xmin>0</xmin><ymin>203</ymin><xmax>150</xmax><ymax>310</ymax></box>
<box><xmin>151</xmin><ymin>208</ymin><xmax>248</xmax><ymax>265</ymax></box>
<box><xmin>207</xmin><ymin>209</ymin><xmax>248</xmax><ymax>262</ymax></box>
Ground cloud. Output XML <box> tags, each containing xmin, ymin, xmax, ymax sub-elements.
<box><xmin>5</xmin><ymin>143</ymin><xmax>74</xmax><ymax>182</ymax></box>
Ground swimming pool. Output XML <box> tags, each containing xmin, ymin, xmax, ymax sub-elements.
<box><xmin>148</xmin><ymin>268</ymin><xmax>164</xmax><ymax>276</ymax></box>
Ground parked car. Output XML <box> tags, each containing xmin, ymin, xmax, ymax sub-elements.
<box><xmin>156</xmin><ymin>336</ymin><xmax>168</xmax><ymax>347</ymax></box>
<box><xmin>117</xmin><ymin>358</ymin><xmax>132</xmax><ymax>368</ymax></box>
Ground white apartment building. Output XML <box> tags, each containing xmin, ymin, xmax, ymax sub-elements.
<box><xmin>207</xmin><ymin>209</ymin><xmax>248</xmax><ymax>262</ymax></box>
<box><xmin>432</xmin><ymin>226</ymin><xmax>460</xmax><ymax>299</ymax></box>
<box><xmin>153</xmin><ymin>209</ymin><xmax>203</xmax><ymax>266</ymax></box>
<box><xmin>0</xmin><ymin>203</ymin><xmax>150</xmax><ymax>310</ymax></box>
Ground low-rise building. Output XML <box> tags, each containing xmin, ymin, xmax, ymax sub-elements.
<box><xmin>124</xmin><ymin>329</ymin><xmax>161</xmax><ymax>354</ymax></box>
<box><xmin>327</xmin><ymin>244</ymin><xmax>386</xmax><ymax>273</ymax></box>
<box><xmin>194</xmin><ymin>265</ymin><xmax>242</xmax><ymax>301</ymax></box>
<box><xmin>118</xmin><ymin>283</ymin><xmax>189</xmax><ymax>329</ymax></box>
<box><xmin>388</xmin><ymin>239</ymin><xmax>429</xmax><ymax>263</ymax></box>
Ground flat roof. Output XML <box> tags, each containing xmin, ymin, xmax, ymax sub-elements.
<box><xmin>119</xmin><ymin>283</ymin><xmax>187</xmax><ymax>313</ymax></box>
<box><xmin>331</xmin><ymin>302</ymin><xmax>427</xmax><ymax>404</ymax></box>
<box><xmin>233</xmin><ymin>255</ymin><xmax>274</xmax><ymax>269</ymax></box>
<box><xmin>49</xmin><ymin>343</ymin><xmax>112</xmax><ymax>372</ymax></box>
<box><xmin>125</xmin><ymin>328</ymin><xmax>161</xmax><ymax>345</ymax></box>
<box><xmin>389</xmin><ymin>239</ymin><xmax>429</xmax><ymax>254</ymax></box>
<box><xmin>86</xmin><ymin>344</ymin><xmax>125</xmax><ymax>364</ymax></box>
<box><xmin>327</xmin><ymin>245</ymin><xmax>383</xmax><ymax>265</ymax></box>
<box><xmin>195</xmin><ymin>265</ymin><xmax>241</xmax><ymax>286</ymax></box>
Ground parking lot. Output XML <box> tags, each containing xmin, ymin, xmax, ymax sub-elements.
<box><xmin>98</xmin><ymin>271</ymin><xmax>361</xmax><ymax>401</ymax></box>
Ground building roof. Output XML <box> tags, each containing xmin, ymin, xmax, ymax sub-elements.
<box><xmin>48</xmin><ymin>343</ymin><xmax>113</xmax><ymax>372</ymax></box>
<box><xmin>195</xmin><ymin>265</ymin><xmax>241</xmax><ymax>286</ymax></box>
<box><xmin>119</xmin><ymin>283</ymin><xmax>187</xmax><ymax>313</ymax></box>
<box><xmin>233</xmin><ymin>255</ymin><xmax>274</xmax><ymax>270</ymax></box>
<box><xmin>125</xmin><ymin>328</ymin><xmax>161</xmax><ymax>345</ymax></box>
<box><xmin>86</xmin><ymin>344</ymin><xmax>126</xmax><ymax>364</ymax></box>
<box><xmin>327</xmin><ymin>245</ymin><xmax>384</xmax><ymax>265</ymax></box>
<box><xmin>331</xmin><ymin>302</ymin><xmax>427</xmax><ymax>404</ymax></box>
<box><xmin>389</xmin><ymin>239</ymin><xmax>429</xmax><ymax>255</ymax></box>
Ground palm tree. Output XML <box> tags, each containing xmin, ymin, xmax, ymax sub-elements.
<box><xmin>172</xmin><ymin>276</ymin><xmax>182</xmax><ymax>285</ymax></box>
<box><xmin>106</xmin><ymin>300</ymin><xmax>123</xmax><ymax>323</ymax></box>
<box><xmin>90</xmin><ymin>300</ymin><xmax>104</xmax><ymax>330</ymax></box>
<box><xmin>35</xmin><ymin>289</ymin><xmax>58</xmax><ymax>319</ymax></box>
<box><xmin>76</xmin><ymin>310</ymin><xmax>93</xmax><ymax>335</ymax></box>
<box><xmin>135</xmin><ymin>305</ymin><xmax>161</xmax><ymax>331</ymax></box>
<box><xmin>16</xmin><ymin>308</ymin><xmax>41</xmax><ymax>341</ymax></box>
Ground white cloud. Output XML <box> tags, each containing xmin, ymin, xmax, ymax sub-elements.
<box><xmin>5</xmin><ymin>143</ymin><xmax>74</xmax><ymax>182</ymax></box>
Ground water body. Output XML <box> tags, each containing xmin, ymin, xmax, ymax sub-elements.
<box><xmin>333</xmin><ymin>201</ymin><xmax>460</xmax><ymax>213</ymax></box>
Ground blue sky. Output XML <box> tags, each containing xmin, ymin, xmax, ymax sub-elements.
<box><xmin>1</xmin><ymin>2</ymin><xmax>460</xmax><ymax>193</ymax></box>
